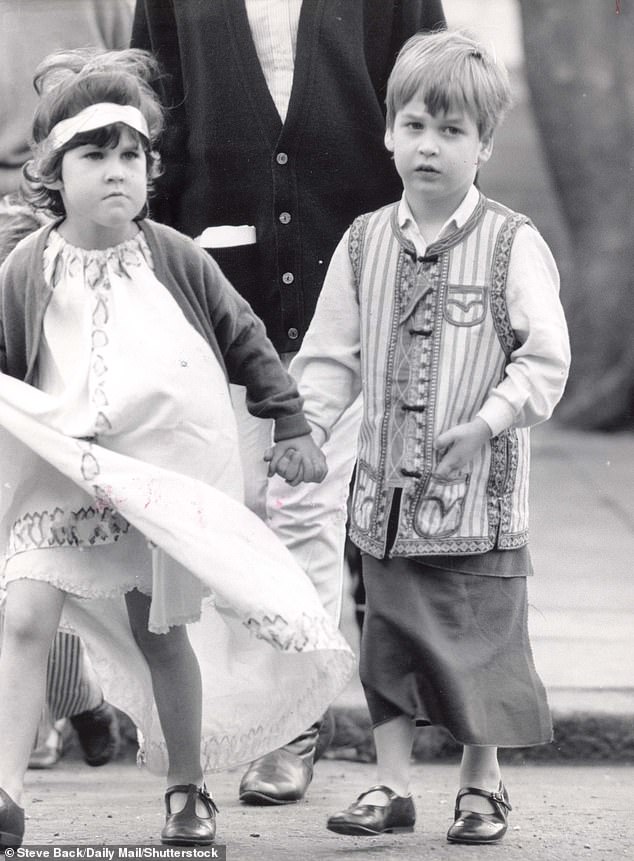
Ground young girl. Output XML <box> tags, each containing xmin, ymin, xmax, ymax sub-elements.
<box><xmin>0</xmin><ymin>49</ymin><xmax>353</xmax><ymax>849</ymax></box>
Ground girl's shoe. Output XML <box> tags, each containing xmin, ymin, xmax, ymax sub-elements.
<box><xmin>0</xmin><ymin>787</ymin><xmax>25</xmax><ymax>849</ymax></box>
<box><xmin>446</xmin><ymin>782</ymin><xmax>512</xmax><ymax>844</ymax></box>
<box><xmin>326</xmin><ymin>784</ymin><xmax>415</xmax><ymax>836</ymax></box>
<box><xmin>160</xmin><ymin>784</ymin><xmax>218</xmax><ymax>846</ymax></box>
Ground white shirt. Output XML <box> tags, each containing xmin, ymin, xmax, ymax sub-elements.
<box><xmin>291</xmin><ymin>186</ymin><xmax>571</xmax><ymax>442</ymax></box>
<box><xmin>398</xmin><ymin>185</ymin><xmax>481</xmax><ymax>257</ymax></box>
<box><xmin>244</xmin><ymin>0</ymin><xmax>302</xmax><ymax>122</ymax></box>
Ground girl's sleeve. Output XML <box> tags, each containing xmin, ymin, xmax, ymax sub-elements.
<box><xmin>288</xmin><ymin>230</ymin><xmax>362</xmax><ymax>447</ymax></box>
<box><xmin>200</xmin><ymin>253</ymin><xmax>311</xmax><ymax>442</ymax></box>
<box><xmin>476</xmin><ymin>225</ymin><xmax>571</xmax><ymax>436</ymax></box>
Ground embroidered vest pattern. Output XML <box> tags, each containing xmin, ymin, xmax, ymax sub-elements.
<box><xmin>347</xmin><ymin>197</ymin><xmax>532</xmax><ymax>558</ymax></box>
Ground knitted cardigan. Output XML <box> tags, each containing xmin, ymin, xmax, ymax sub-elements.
<box><xmin>132</xmin><ymin>0</ymin><xmax>446</xmax><ymax>352</ymax></box>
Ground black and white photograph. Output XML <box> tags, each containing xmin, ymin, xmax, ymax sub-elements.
<box><xmin>0</xmin><ymin>1</ymin><xmax>632</xmax><ymax>858</ymax></box>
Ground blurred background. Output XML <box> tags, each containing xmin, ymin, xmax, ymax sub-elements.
<box><xmin>449</xmin><ymin>0</ymin><xmax>633</xmax><ymax>432</ymax></box>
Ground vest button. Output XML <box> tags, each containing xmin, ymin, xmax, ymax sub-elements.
<box><xmin>282</xmin><ymin>272</ymin><xmax>294</xmax><ymax>285</ymax></box>
<box><xmin>276</xmin><ymin>152</ymin><xmax>288</xmax><ymax>165</ymax></box>
<box><xmin>288</xmin><ymin>327</ymin><xmax>299</xmax><ymax>340</ymax></box>
<box><xmin>279</xmin><ymin>211</ymin><xmax>292</xmax><ymax>224</ymax></box>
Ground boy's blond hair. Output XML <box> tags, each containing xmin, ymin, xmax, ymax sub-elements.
<box><xmin>386</xmin><ymin>30</ymin><xmax>512</xmax><ymax>141</ymax></box>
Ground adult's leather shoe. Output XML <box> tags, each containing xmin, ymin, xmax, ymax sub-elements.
<box><xmin>239</xmin><ymin>748</ymin><xmax>312</xmax><ymax>805</ymax></box>
<box><xmin>161</xmin><ymin>784</ymin><xmax>218</xmax><ymax>846</ymax></box>
<box><xmin>0</xmin><ymin>786</ymin><xmax>25</xmax><ymax>849</ymax></box>
<box><xmin>446</xmin><ymin>782</ymin><xmax>512</xmax><ymax>844</ymax></box>
<box><xmin>327</xmin><ymin>784</ymin><xmax>416</xmax><ymax>836</ymax></box>
<box><xmin>239</xmin><ymin>720</ymin><xmax>322</xmax><ymax>805</ymax></box>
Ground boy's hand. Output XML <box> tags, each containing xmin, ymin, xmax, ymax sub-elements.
<box><xmin>433</xmin><ymin>417</ymin><xmax>491</xmax><ymax>479</ymax></box>
<box><xmin>264</xmin><ymin>435</ymin><xmax>328</xmax><ymax>486</ymax></box>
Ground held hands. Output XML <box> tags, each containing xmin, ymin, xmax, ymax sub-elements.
<box><xmin>264</xmin><ymin>434</ymin><xmax>328</xmax><ymax>486</ymax></box>
<box><xmin>433</xmin><ymin>417</ymin><xmax>491</xmax><ymax>480</ymax></box>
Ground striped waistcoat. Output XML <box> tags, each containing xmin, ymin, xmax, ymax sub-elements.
<box><xmin>348</xmin><ymin>194</ymin><xmax>531</xmax><ymax>558</ymax></box>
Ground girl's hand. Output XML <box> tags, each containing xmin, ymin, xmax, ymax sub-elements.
<box><xmin>433</xmin><ymin>417</ymin><xmax>491</xmax><ymax>479</ymax></box>
<box><xmin>264</xmin><ymin>435</ymin><xmax>328</xmax><ymax>486</ymax></box>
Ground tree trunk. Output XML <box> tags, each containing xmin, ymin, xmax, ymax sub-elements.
<box><xmin>518</xmin><ymin>0</ymin><xmax>634</xmax><ymax>429</ymax></box>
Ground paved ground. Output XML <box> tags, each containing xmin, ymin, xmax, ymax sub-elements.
<box><xmin>19</xmin><ymin>759</ymin><xmax>634</xmax><ymax>860</ymax></box>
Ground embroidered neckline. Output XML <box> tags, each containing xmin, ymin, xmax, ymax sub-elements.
<box><xmin>51</xmin><ymin>228</ymin><xmax>144</xmax><ymax>256</ymax></box>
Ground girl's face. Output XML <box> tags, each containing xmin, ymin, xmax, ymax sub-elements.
<box><xmin>51</xmin><ymin>127</ymin><xmax>148</xmax><ymax>249</ymax></box>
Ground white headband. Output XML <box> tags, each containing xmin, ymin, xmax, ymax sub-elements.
<box><xmin>46</xmin><ymin>103</ymin><xmax>150</xmax><ymax>150</ymax></box>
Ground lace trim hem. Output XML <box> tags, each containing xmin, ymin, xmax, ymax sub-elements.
<box><xmin>137</xmin><ymin>650</ymin><xmax>353</xmax><ymax>773</ymax></box>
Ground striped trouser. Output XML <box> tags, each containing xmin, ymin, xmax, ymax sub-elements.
<box><xmin>45</xmin><ymin>630</ymin><xmax>103</xmax><ymax>720</ymax></box>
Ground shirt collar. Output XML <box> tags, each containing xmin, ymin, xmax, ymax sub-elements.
<box><xmin>397</xmin><ymin>185</ymin><xmax>480</xmax><ymax>255</ymax></box>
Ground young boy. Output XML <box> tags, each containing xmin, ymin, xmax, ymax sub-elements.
<box><xmin>267</xmin><ymin>30</ymin><xmax>570</xmax><ymax>845</ymax></box>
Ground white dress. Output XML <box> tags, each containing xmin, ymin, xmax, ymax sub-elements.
<box><xmin>0</xmin><ymin>230</ymin><xmax>354</xmax><ymax>773</ymax></box>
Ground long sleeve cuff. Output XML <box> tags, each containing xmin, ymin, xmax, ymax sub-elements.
<box><xmin>476</xmin><ymin>397</ymin><xmax>517</xmax><ymax>438</ymax></box>
<box><xmin>272</xmin><ymin>412</ymin><xmax>312</xmax><ymax>442</ymax></box>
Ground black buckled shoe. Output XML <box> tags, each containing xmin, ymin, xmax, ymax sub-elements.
<box><xmin>70</xmin><ymin>701</ymin><xmax>120</xmax><ymax>767</ymax></box>
<box><xmin>327</xmin><ymin>784</ymin><xmax>416</xmax><ymax>836</ymax></box>
<box><xmin>446</xmin><ymin>782</ymin><xmax>512</xmax><ymax>844</ymax></box>
<box><xmin>161</xmin><ymin>784</ymin><xmax>218</xmax><ymax>846</ymax></box>
<box><xmin>0</xmin><ymin>787</ymin><xmax>25</xmax><ymax>849</ymax></box>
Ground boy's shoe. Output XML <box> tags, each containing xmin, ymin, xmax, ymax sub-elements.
<box><xmin>70</xmin><ymin>701</ymin><xmax>120</xmax><ymax>766</ymax></box>
<box><xmin>446</xmin><ymin>783</ymin><xmax>512</xmax><ymax>844</ymax></box>
<box><xmin>327</xmin><ymin>785</ymin><xmax>416</xmax><ymax>836</ymax></box>
<box><xmin>0</xmin><ymin>787</ymin><xmax>25</xmax><ymax>849</ymax></box>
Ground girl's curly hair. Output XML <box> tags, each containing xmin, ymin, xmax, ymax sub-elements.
<box><xmin>23</xmin><ymin>48</ymin><xmax>165</xmax><ymax>218</ymax></box>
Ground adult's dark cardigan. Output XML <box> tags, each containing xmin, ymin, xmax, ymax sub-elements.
<box><xmin>132</xmin><ymin>0</ymin><xmax>446</xmax><ymax>353</ymax></box>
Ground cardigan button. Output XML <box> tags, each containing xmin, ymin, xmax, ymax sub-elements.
<box><xmin>282</xmin><ymin>271</ymin><xmax>295</xmax><ymax>285</ymax></box>
<box><xmin>288</xmin><ymin>327</ymin><xmax>299</xmax><ymax>340</ymax></box>
<box><xmin>276</xmin><ymin>152</ymin><xmax>288</xmax><ymax>165</ymax></box>
<box><xmin>279</xmin><ymin>211</ymin><xmax>292</xmax><ymax>224</ymax></box>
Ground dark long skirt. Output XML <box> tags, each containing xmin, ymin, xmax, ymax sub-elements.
<box><xmin>360</xmin><ymin>553</ymin><xmax>552</xmax><ymax>747</ymax></box>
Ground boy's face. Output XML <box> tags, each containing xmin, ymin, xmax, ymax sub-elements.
<box><xmin>385</xmin><ymin>95</ymin><xmax>492</xmax><ymax>218</ymax></box>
